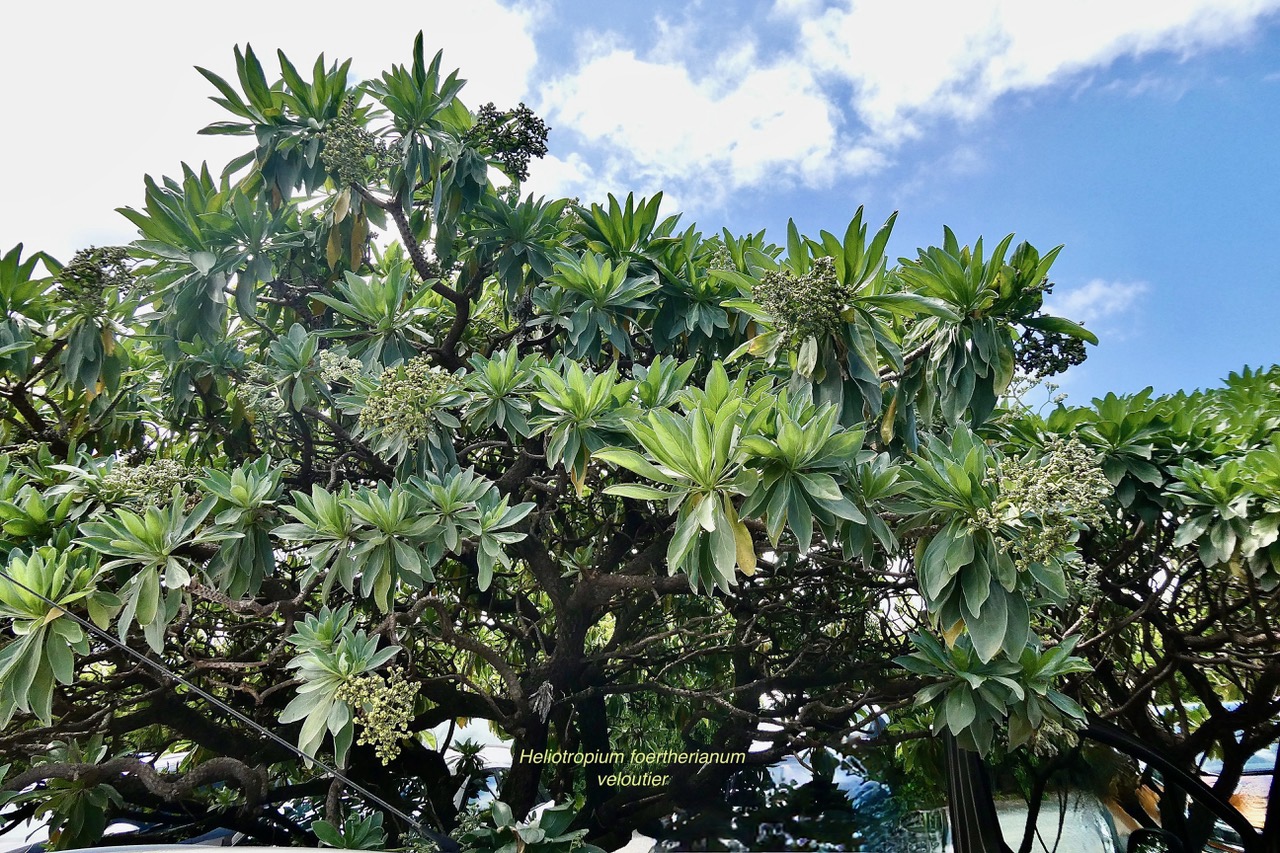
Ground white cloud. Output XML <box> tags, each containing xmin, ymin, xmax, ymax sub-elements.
<box><xmin>786</xmin><ymin>0</ymin><xmax>1280</xmax><ymax>143</ymax></box>
<box><xmin>535</xmin><ymin>44</ymin><xmax>848</xmax><ymax>207</ymax></box>
<box><xmin>1045</xmin><ymin>279</ymin><xmax>1149</xmax><ymax>328</ymax></box>
<box><xmin>771</xmin><ymin>0</ymin><xmax>824</xmax><ymax>15</ymax></box>
<box><xmin>0</xmin><ymin>1</ymin><xmax>539</xmax><ymax>261</ymax></box>
<box><xmin>523</xmin><ymin>152</ymin><xmax>681</xmax><ymax>210</ymax></box>
<box><xmin>8</xmin><ymin>0</ymin><xmax>1278</xmax><ymax>257</ymax></box>
<box><xmin>531</xmin><ymin>0</ymin><xmax>1279</xmax><ymax>205</ymax></box>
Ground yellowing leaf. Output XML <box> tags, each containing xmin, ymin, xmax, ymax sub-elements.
<box><xmin>942</xmin><ymin>620</ymin><xmax>964</xmax><ymax>648</ymax></box>
<box><xmin>326</xmin><ymin>227</ymin><xmax>343</xmax><ymax>269</ymax></box>
<box><xmin>733</xmin><ymin>519</ymin><xmax>756</xmax><ymax>576</ymax></box>
<box><xmin>880</xmin><ymin>392</ymin><xmax>898</xmax><ymax>445</ymax></box>
<box><xmin>724</xmin><ymin>498</ymin><xmax>756</xmax><ymax>576</ymax></box>
<box><xmin>570</xmin><ymin>465</ymin><xmax>588</xmax><ymax>497</ymax></box>
<box><xmin>37</xmin><ymin>605</ymin><xmax>66</xmax><ymax>627</ymax></box>
<box><xmin>350</xmin><ymin>214</ymin><xmax>368</xmax><ymax>260</ymax></box>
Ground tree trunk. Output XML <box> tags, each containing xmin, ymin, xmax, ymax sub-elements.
<box><xmin>502</xmin><ymin>717</ymin><xmax>549</xmax><ymax>818</ymax></box>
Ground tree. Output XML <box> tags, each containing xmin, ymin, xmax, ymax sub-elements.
<box><xmin>0</xmin><ymin>34</ymin><xmax>1274</xmax><ymax>851</ymax></box>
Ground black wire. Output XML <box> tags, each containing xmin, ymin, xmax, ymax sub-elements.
<box><xmin>0</xmin><ymin>567</ymin><xmax>459</xmax><ymax>851</ymax></box>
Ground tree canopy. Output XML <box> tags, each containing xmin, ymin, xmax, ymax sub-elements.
<box><xmin>0</xmin><ymin>34</ymin><xmax>1276</xmax><ymax>852</ymax></box>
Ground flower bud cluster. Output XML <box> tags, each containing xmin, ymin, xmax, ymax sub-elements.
<box><xmin>318</xmin><ymin>350</ymin><xmax>364</xmax><ymax>385</ymax></box>
<box><xmin>334</xmin><ymin>666</ymin><xmax>417</xmax><ymax>764</ymax></box>
<box><xmin>1015</xmin><ymin>327</ymin><xmax>1087</xmax><ymax>379</ymax></box>
<box><xmin>98</xmin><ymin>458</ymin><xmax>190</xmax><ymax>503</ymax></box>
<box><xmin>1078</xmin><ymin>561</ymin><xmax>1103</xmax><ymax>601</ymax></box>
<box><xmin>56</xmin><ymin>246</ymin><xmax>132</xmax><ymax>317</ymax></box>
<box><xmin>705</xmin><ymin>246</ymin><xmax>735</xmax><ymax>273</ymax></box>
<box><xmin>238</xmin><ymin>363</ymin><xmax>286</xmax><ymax>420</ymax></box>
<box><xmin>320</xmin><ymin>96</ymin><xmax>393</xmax><ymax>188</ymax></box>
<box><xmin>1028</xmin><ymin>717</ymin><xmax>1080</xmax><ymax>758</ymax></box>
<box><xmin>466</xmin><ymin>102</ymin><xmax>549</xmax><ymax>184</ymax></box>
<box><xmin>8</xmin><ymin>441</ymin><xmax>44</xmax><ymax>459</ymax></box>
<box><xmin>557</xmin><ymin>199</ymin><xmax>583</xmax><ymax>233</ymax></box>
<box><xmin>358</xmin><ymin>358</ymin><xmax>461</xmax><ymax>441</ymax></box>
<box><xmin>754</xmin><ymin>257</ymin><xmax>846</xmax><ymax>340</ymax></box>
<box><xmin>977</xmin><ymin>435</ymin><xmax>1111</xmax><ymax>572</ymax></box>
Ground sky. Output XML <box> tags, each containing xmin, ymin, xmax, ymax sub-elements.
<box><xmin>3</xmin><ymin>0</ymin><xmax>1278</xmax><ymax>405</ymax></box>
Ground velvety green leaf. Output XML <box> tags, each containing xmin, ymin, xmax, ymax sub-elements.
<box><xmin>1022</xmin><ymin>315</ymin><xmax>1099</xmax><ymax>345</ymax></box>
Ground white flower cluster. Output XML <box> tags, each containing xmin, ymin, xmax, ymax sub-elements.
<box><xmin>99</xmin><ymin>458</ymin><xmax>190</xmax><ymax>502</ymax></box>
<box><xmin>334</xmin><ymin>666</ymin><xmax>417</xmax><ymax>764</ymax></box>
<box><xmin>318</xmin><ymin>350</ymin><xmax>364</xmax><ymax>385</ymax></box>
<box><xmin>358</xmin><ymin>358</ymin><xmax>460</xmax><ymax>441</ymax></box>
<box><xmin>977</xmin><ymin>435</ymin><xmax>1112</xmax><ymax>572</ymax></box>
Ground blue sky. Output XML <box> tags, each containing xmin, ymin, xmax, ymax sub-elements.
<box><xmin>4</xmin><ymin>0</ymin><xmax>1279</xmax><ymax>404</ymax></box>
